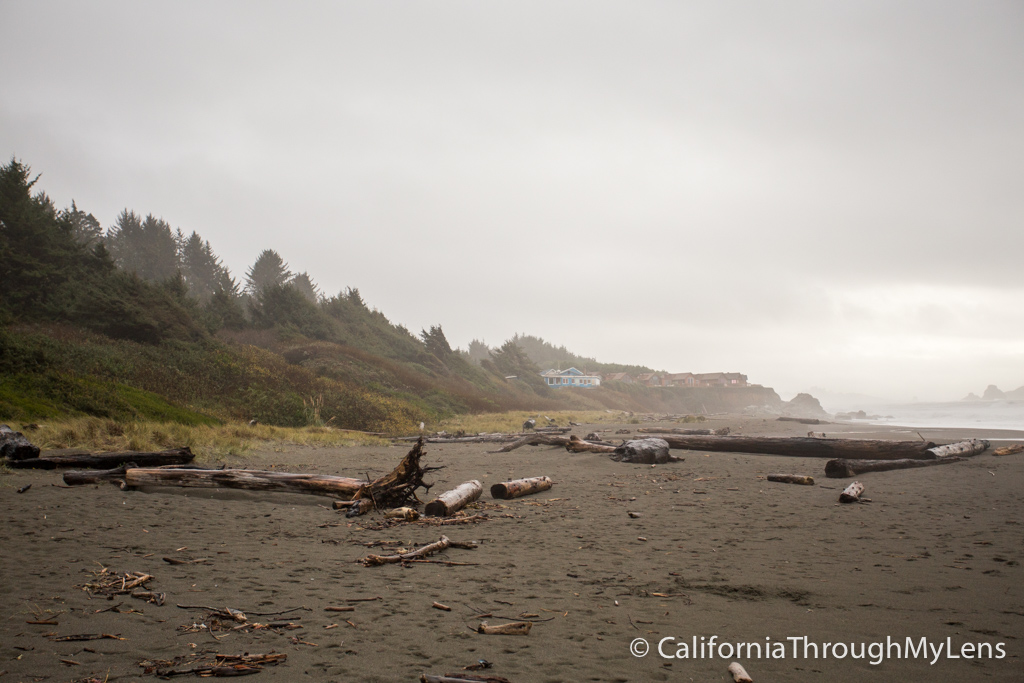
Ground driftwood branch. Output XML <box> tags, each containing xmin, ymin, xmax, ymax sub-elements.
<box><xmin>564</xmin><ymin>435</ymin><xmax>617</xmax><ymax>453</ymax></box>
<box><xmin>490</xmin><ymin>434</ymin><xmax>572</xmax><ymax>453</ymax></box>
<box><xmin>361</xmin><ymin>535</ymin><xmax>472</xmax><ymax>566</ymax></box>
<box><xmin>636</xmin><ymin>427</ymin><xmax>731</xmax><ymax>436</ymax></box>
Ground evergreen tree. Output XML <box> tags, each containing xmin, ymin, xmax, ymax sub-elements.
<box><xmin>466</xmin><ymin>339</ymin><xmax>491</xmax><ymax>364</ymax></box>
<box><xmin>59</xmin><ymin>200</ymin><xmax>103</xmax><ymax>246</ymax></box>
<box><xmin>291</xmin><ymin>271</ymin><xmax>320</xmax><ymax>303</ymax></box>
<box><xmin>420</xmin><ymin>325</ymin><xmax>453</xmax><ymax>359</ymax></box>
<box><xmin>105</xmin><ymin>210</ymin><xmax>180</xmax><ymax>281</ymax></box>
<box><xmin>179</xmin><ymin>230</ymin><xmax>233</xmax><ymax>302</ymax></box>
<box><xmin>244</xmin><ymin>249</ymin><xmax>292</xmax><ymax>295</ymax></box>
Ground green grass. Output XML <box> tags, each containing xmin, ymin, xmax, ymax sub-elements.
<box><xmin>13</xmin><ymin>417</ymin><xmax>388</xmax><ymax>459</ymax></box>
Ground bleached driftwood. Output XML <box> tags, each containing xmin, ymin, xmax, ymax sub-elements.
<box><xmin>839</xmin><ymin>481</ymin><xmax>864</xmax><ymax>503</ymax></box>
<box><xmin>926</xmin><ymin>439</ymin><xmax>989</xmax><ymax>458</ymax></box>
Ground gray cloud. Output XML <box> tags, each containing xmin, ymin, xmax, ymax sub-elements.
<box><xmin>2</xmin><ymin>1</ymin><xmax>1021</xmax><ymax>401</ymax></box>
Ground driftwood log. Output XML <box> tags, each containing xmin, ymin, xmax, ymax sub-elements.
<box><xmin>490</xmin><ymin>476</ymin><xmax>553</xmax><ymax>499</ymax></box>
<box><xmin>66</xmin><ymin>440</ymin><xmax>434</xmax><ymax>511</ymax></box>
<box><xmin>766</xmin><ymin>473</ymin><xmax>814</xmax><ymax>485</ymax></box>
<box><xmin>425</xmin><ymin>480</ymin><xmax>482</xmax><ymax>517</ymax></box>
<box><xmin>777</xmin><ymin>417</ymin><xmax>826</xmax><ymax>425</ymax></box>
<box><xmin>839</xmin><ymin>481</ymin><xmax>864</xmax><ymax>503</ymax></box>
<box><xmin>611</xmin><ymin>438</ymin><xmax>674</xmax><ymax>464</ymax></box>
<box><xmin>636</xmin><ymin>427</ymin><xmax>731</xmax><ymax>436</ymax></box>
<box><xmin>10</xmin><ymin>447</ymin><xmax>195</xmax><ymax>470</ymax></box>
<box><xmin>926</xmin><ymin>439</ymin><xmax>989</xmax><ymax>458</ymax></box>
<box><xmin>564</xmin><ymin>435</ymin><xmax>617</xmax><ymax>453</ymax></box>
<box><xmin>654</xmin><ymin>435</ymin><xmax>935</xmax><ymax>460</ymax></box>
<box><xmin>490</xmin><ymin>434</ymin><xmax>572</xmax><ymax>453</ymax></box>
<box><xmin>0</xmin><ymin>424</ymin><xmax>39</xmax><ymax>460</ymax></box>
<box><xmin>993</xmin><ymin>444</ymin><xmax>1024</xmax><ymax>456</ymax></box>
<box><xmin>825</xmin><ymin>457</ymin><xmax>963</xmax><ymax>478</ymax></box>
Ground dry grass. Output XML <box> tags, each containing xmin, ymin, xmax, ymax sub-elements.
<box><xmin>433</xmin><ymin>410</ymin><xmax>620</xmax><ymax>434</ymax></box>
<box><xmin>14</xmin><ymin>418</ymin><xmax>387</xmax><ymax>461</ymax></box>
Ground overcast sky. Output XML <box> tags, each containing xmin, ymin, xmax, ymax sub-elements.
<box><xmin>2</xmin><ymin>1</ymin><xmax>1022</xmax><ymax>403</ymax></box>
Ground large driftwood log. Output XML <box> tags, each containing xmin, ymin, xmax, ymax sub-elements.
<box><xmin>490</xmin><ymin>434</ymin><xmax>572</xmax><ymax>453</ymax></box>
<box><xmin>122</xmin><ymin>467</ymin><xmax>366</xmax><ymax>497</ymax></box>
<box><xmin>9</xmin><ymin>447</ymin><xmax>194</xmax><ymax>470</ymax></box>
<box><xmin>655</xmin><ymin>435</ymin><xmax>935</xmax><ymax>460</ymax></box>
<box><xmin>0</xmin><ymin>424</ymin><xmax>40</xmax><ymax>460</ymax></box>
<box><xmin>636</xmin><ymin>427</ymin><xmax>731</xmax><ymax>436</ymax></box>
<box><xmin>612</xmin><ymin>438</ymin><xmax>673</xmax><ymax>464</ymax></box>
<box><xmin>64</xmin><ymin>465</ymin><xmax>133</xmax><ymax>486</ymax></box>
<box><xmin>926</xmin><ymin>439</ymin><xmax>989</xmax><ymax>458</ymax></box>
<box><xmin>76</xmin><ymin>440</ymin><xmax>435</xmax><ymax>507</ymax></box>
<box><xmin>425</xmin><ymin>480</ymin><xmax>482</xmax><ymax>517</ymax></box>
<box><xmin>490</xmin><ymin>476</ymin><xmax>553</xmax><ymax>499</ymax></box>
<box><xmin>564</xmin><ymin>435</ymin><xmax>617</xmax><ymax>453</ymax></box>
<box><xmin>825</xmin><ymin>457</ymin><xmax>964</xmax><ymax>478</ymax></box>
<box><xmin>993</xmin><ymin>444</ymin><xmax>1024</xmax><ymax>456</ymax></box>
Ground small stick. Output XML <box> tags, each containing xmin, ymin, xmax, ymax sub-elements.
<box><xmin>766</xmin><ymin>474</ymin><xmax>814</xmax><ymax>485</ymax></box>
<box><xmin>432</xmin><ymin>602</ymin><xmax>452</xmax><ymax>611</ymax></box>
<box><xmin>324</xmin><ymin>606</ymin><xmax>355</xmax><ymax>612</ymax></box>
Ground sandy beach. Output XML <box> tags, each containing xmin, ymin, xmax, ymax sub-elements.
<box><xmin>2</xmin><ymin>417</ymin><xmax>1022</xmax><ymax>682</ymax></box>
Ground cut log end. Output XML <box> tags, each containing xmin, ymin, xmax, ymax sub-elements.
<box><xmin>489</xmin><ymin>476</ymin><xmax>553</xmax><ymax>500</ymax></box>
<box><xmin>839</xmin><ymin>481</ymin><xmax>864</xmax><ymax>503</ymax></box>
<box><xmin>728</xmin><ymin>662</ymin><xmax>754</xmax><ymax>683</ymax></box>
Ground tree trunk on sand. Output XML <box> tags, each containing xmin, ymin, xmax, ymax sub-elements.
<box><xmin>825</xmin><ymin>457</ymin><xmax>963</xmax><ymax>478</ymax></box>
<box><xmin>839</xmin><ymin>481</ymin><xmax>864</xmax><ymax>503</ymax></box>
<box><xmin>490</xmin><ymin>476</ymin><xmax>553</xmax><ymax>499</ymax></box>
<box><xmin>0</xmin><ymin>425</ymin><xmax>40</xmax><ymax>460</ymax></box>
<box><xmin>64</xmin><ymin>465</ymin><xmax>133</xmax><ymax>486</ymax></box>
<box><xmin>425</xmin><ymin>480</ymin><xmax>482</xmax><ymax>517</ymax></box>
<box><xmin>612</xmin><ymin>438</ymin><xmax>673</xmax><ymax>464</ymax></box>
<box><xmin>10</xmin><ymin>447</ymin><xmax>194</xmax><ymax>470</ymax></box>
<box><xmin>927</xmin><ymin>439</ymin><xmax>989</xmax><ymax>458</ymax></box>
<box><xmin>636</xmin><ymin>427</ymin><xmax>731</xmax><ymax>436</ymax></box>
<box><xmin>73</xmin><ymin>440</ymin><xmax>435</xmax><ymax>507</ymax></box>
<box><xmin>122</xmin><ymin>468</ymin><xmax>366</xmax><ymax>497</ymax></box>
<box><xmin>993</xmin><ymin>444</ymin><xmax>1024</xmax><ymax>456</ymax></box>
<box><xmin>655</xmin><ymin>435</ymin><xmax>935</xmax><ymax>460</ymax></box>
<box><xmin>766</xmin><ymin>474</ymin><xmax>814</xmax><ymax>485</ymax></box>
<box><xmin>490</xmin><ymin>434</ymin><xmax>571</xmax><ymax>453</ymax></box>
<box><xmin>564</xmin><ymin>435</ymin><xmax>617</xmax><ymax>453</ymax></box>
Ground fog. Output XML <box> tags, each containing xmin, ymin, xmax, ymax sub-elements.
<box><xmin>2</xmin><ymin>1</ymin><xmax>1022</xmax><ymax>402</ymax></box>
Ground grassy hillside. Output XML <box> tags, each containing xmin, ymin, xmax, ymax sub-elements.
<box><xmin>0</xmin><ymin>157</ymin><xmax>779</xmax><ymax>432</ymax></box>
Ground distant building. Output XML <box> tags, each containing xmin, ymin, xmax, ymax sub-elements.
<box><xmin>603</xmin><ymin>372</ymin><xmax>634</xmax><ymax>384</ymax></box>
<box><xmin>693</xmin><ymin>372</ymin><xmax>748</xmax><ymax>387</ymax></box>
<box><xmin>540</xmin><ymin>367</ymin><xmax>602</xmax><ymax>388</ymax></box>
<box><xmin>666</xmin><ymin>372</ymin><xmax>696</xmax><ymax>387</ymax></box>
<box><xmin>634</xmin><ymin>373</ymin><xmax>665</xmax><ymax>387</ymax></box>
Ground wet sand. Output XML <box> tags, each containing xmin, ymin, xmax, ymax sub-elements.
<box><xmin>1</xmin><ymin>417</ymin><xmax>1022</xmax><ymax>682</ymax></box>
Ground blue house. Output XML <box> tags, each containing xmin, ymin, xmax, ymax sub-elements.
<box><xmin>540</xmin><ymin>367</ymin><xmax>602</xmax><ymax>388</ymax></box>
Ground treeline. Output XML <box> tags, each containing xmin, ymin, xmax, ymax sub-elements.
<box><xmin>0</xmin><ymin>158</ymin><xmax>583</xmax><ymax>427</ymax></box>
<box><xmin>462</xmin><ymin>334</ymin><xmax>655</xmax><ymax>377</ymax></box>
